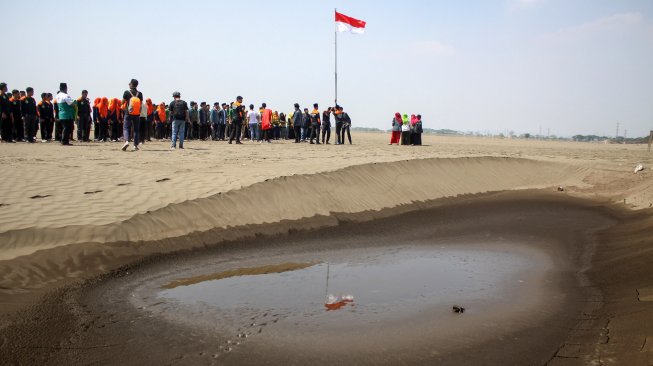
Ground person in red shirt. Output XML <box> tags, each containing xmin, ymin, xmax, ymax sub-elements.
<box><xmin>260</xmin><ymin>102</ymin><xmax>272</xmax><ymax>143</ymax></box>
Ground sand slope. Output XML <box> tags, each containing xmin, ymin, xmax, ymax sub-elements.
<box><xmin>0</xmin><ymin>157</ymin><xmax>586</xmax><ymax>261</ymax></box>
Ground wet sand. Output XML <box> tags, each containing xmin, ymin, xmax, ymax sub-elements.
<box><xmin>1</xmin><ymin>191</ymin><xmax>643</xmax><ymax>365</ymax></box>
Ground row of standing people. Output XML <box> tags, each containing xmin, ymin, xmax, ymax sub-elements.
<box><xmin>166</xmin><ymin>94</ymin><xmax>354</xmax><ymax>148</ymax></box>
<box><xmin>237</xmin><ymin>102</ymin><xmax>353</xmax><ymax>145</ymax></box>
<box><xmin>0</xmin><ymin>80</ymin><xmax>151</xmax><ymax>147</ymax></box>
<box><xmin>0</xmin><ymin>80</ymin><xmax>357</xmax><ymax>148</ymax></box>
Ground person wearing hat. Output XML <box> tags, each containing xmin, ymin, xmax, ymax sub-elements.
<box><xmin>169</xmin><ymin>91</ymin><xmax>189</xmax><ymax>150</ymax></box>
<box><xmin>121</xmin><ymin>79</ymin><xmax>143</xmax><ymax>151</ymax></box>
<box><xmin>55</xmin><ymin>83</ymin><xmax>75</xmax><ymax>145</ymax></box>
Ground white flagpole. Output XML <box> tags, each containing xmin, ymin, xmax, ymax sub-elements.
<box><xmin>335</xmin><ymin>8</ymin><xmax>338</xmax><ymax>105</ymax></box>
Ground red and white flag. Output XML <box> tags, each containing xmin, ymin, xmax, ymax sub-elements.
<box><xmin>335</xmin><ymin>11</ymin><xmax>366</xmax><ymax>34</ymax></box>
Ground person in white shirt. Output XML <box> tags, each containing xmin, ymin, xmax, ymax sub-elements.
<box><xmin>55</xmin><ymin>83</ymin><xmax>75</xmax><ymax>145</ymax></box>
<box><xmin>247</xmin><ymin>104</ymin><xmax>260</xmax><ymax>142</ymax></box>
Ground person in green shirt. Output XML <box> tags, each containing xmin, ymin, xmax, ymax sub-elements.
<box><xmin>55</xmin><ymin>83</ymin><xmax>76</xmax><ymax>145</ymax></box>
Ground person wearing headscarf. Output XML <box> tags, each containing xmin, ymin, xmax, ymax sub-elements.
<box><xmin>410</xmin><ymin>114</ymin><xmax>419</xmax><ymax>145</ymax></box>
<box><xmin>414</xmin><ymin>114</ymin><xmax>423</xmax><ymax>145</ymax></box>
<box><xmin>154</xmin><ymin>102</ymin><xmax>167</xmax><ymax>140</ymax></box>
<box><xmin>145</xmin><ymin>98</ymin><xmax>155</xmax><ymax>142</ymax></box>
<box><xmin>278</xmin><ymin>112</ymin><xmax>287</xmax><ymax>140</ymax></box>
<box><xmin>272</xmin><ymin>111</ymin><xmax>280</xmax><ymax>140</ymax></box>
<box><xmin>401</xmin><ymin>114</ymin><xmax>411</xmax><ymax>145</ymax></box>
<box><xmin>108</xmin><ymin>97</ymin><xmax>121</xmax><ymax>142</ymax></box>
<box><xmin>389</xmin><ymin>112</ymin><xmax>402</xmax><ymax>145</ymax></box>
<box><xmin>98</xmin><ymin>97</ymin><xmax>109</xmax><ymax>142</ymax></box>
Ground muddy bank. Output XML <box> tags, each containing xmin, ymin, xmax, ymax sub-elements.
<box><xmin>4</xmin><ymin>191</ymin><xmax>648</xmax><ymax>365</ymax></box>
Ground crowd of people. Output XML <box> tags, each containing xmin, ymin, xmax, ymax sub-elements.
<box><xmin>0</xmin><ymin>79</ymin><xmax>424</xmax><ymax>149</ymax></box>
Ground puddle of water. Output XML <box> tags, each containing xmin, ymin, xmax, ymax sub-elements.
<box><xmin>158</xmin><ymin>248</ymin><xmax>536</xmax><ymax>320</ymax></box>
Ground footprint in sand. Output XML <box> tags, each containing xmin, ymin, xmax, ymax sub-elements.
<box><xmin>30</xmin><ymin>195</ymin><xmax>52</xmax><ymax>199</ymax></box>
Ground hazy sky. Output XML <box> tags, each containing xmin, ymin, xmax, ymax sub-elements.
<box><xmin>2</xmin><ymin>0</ymin><xmax>652</xmax><ymax>137</ymax></box>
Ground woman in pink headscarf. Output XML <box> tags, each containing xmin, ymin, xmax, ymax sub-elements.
<box><xmin>410</xmin><ymin>114</ymin><xmax>418</xmax><ymax>145</ymax></box>
<box><xmin>389</xmin><ymin>112</ymin><xmax>402</xmax><ymax>145</ymax></box>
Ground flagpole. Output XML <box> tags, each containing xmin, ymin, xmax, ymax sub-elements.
<box><xmin>335</xmin><ymin>8</ymin><xmax>338</xmax><ymax>105</ymax></box>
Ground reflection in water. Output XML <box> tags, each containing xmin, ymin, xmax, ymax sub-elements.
<box><xmin>325</xmin><ymin>294</ymin><xmax>354</xmax><ymax>311</ymax></box>
<box><xmin>161</xmin><ymin>262</ymin><xmax>314</xmax><ymax>289</ymax></box>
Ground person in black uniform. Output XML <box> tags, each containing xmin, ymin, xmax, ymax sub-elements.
<box><xmin>334</xmin><ymin>105</ymin><xmax>352</xmax><ymax>145</ymax></box>
<box><xmin>21</xmin><ymin>87</ymin><xmax>38</xmax><ymax>143</ymax></box>
<box><xmin>37</xmin><ymin>93</ymin><xmax>53</xmax><ymax>141</ymax></box>
<box><xmin>77</xmin><ymin>90</ymin><xmax>92</xmax><ymax>142</ymax></box>
<box><xmin>339</xmin><ymin>106</ymin><xmax>352</xmax><ymax>145</ymax></box>
<box><xmin>228</xmin><ymin>96</ymin><xmax>244</xmax><ymax>144</ymax></box>
<box><xmin>309</xmin><ymin>103</ymin><xmax>321</xmax><ymax>144</ymax></box>
<box><xmin>292</xmin><ymin>103</ymin><xmax>302</xmax><ymax>143</ymax></box>
<box><xmin>9</xmin><ymin>90</ymin><xmax>23</xmax><ymax>142</ymax></box>
<box><xmin>0</xmin><ymin>83</ymin><xmax>14</xmax><ymax>142</ymax></box>
<box><xmin>53</xmin><ymin>95</ymin><xmax>62</xmax><ymax>142</ymax></box>
<box><xmin>321</xmin><ymin>107</ymin><xmax>332</xmax><ymax>144</ymax></box>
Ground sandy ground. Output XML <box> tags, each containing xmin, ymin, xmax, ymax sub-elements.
<box><xmin>0</xmin><ymin>132</ymin><xmax>652</xmax><ymax>365</ymax></box>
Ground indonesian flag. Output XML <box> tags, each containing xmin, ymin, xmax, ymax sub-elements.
<box><xmin>335</xmin><ymin>11</ymin><xmax>366</xmax><ymax>34</ymax></box>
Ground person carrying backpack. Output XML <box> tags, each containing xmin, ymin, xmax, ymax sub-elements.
<box><xmin>121</xmin><ymin>79</ymin><xmax>143</xmax><ymax>151</ymax></box>
<box><xmin>169</xmin><ymin>91</ymin><xmax>189</xmax><ymax>150</ymax></box>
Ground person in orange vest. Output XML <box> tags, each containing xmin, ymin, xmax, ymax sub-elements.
<box><xmin>260</xmin><ymin>102</ymin><xmax>272</xmax><ymax>143</ymax></box>
<box><xmin>121</xmin><ymin>79</ymin><xmax>143</xmax><ymax>151</ymax></box>
<box><xmin>154</xmin><ymin>102</ymin><xmax>166</xmax><ymax>140</ymax></box>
